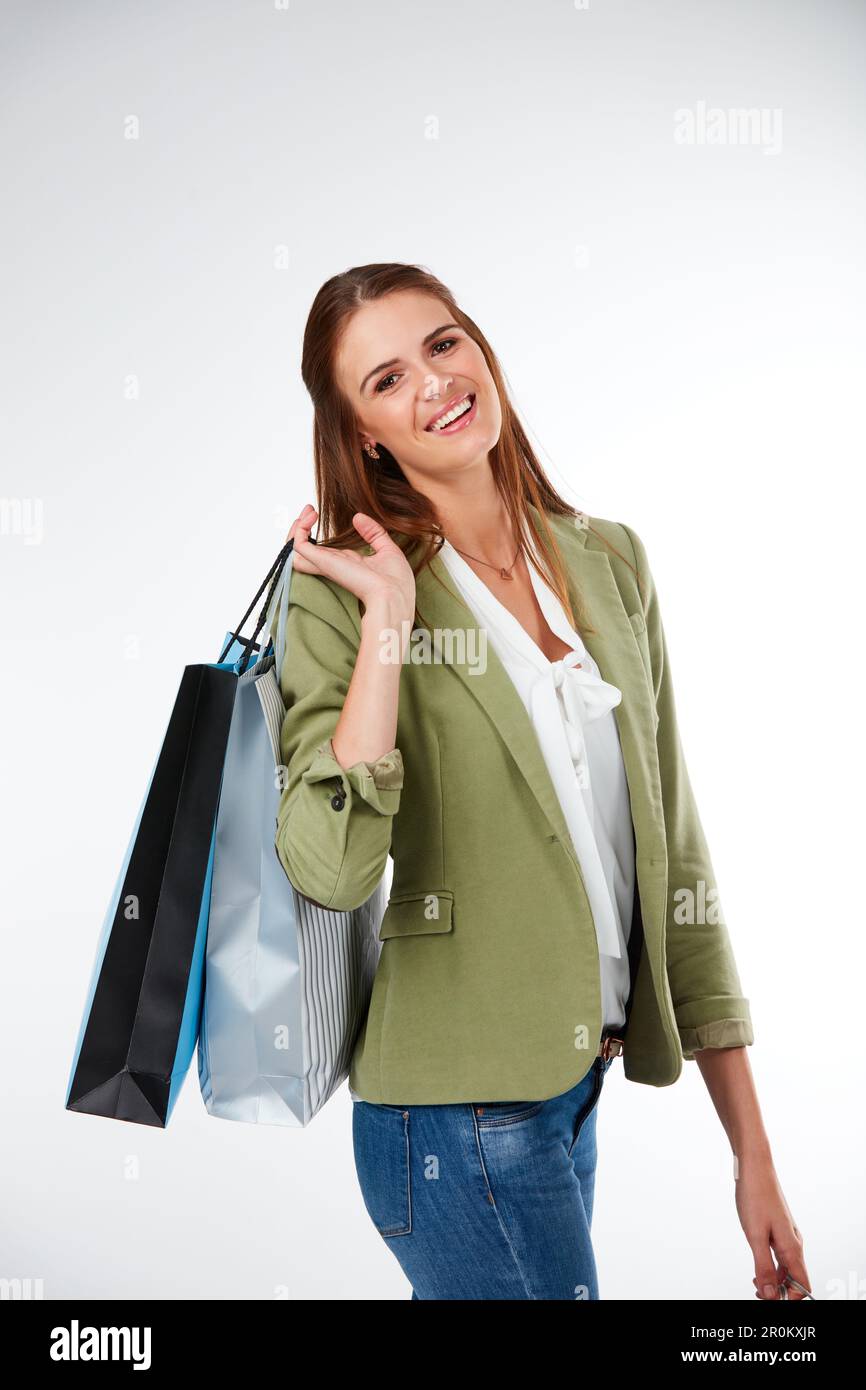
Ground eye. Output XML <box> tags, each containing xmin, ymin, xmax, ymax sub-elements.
<box><xmin>375</xmin><ymin>372</ymin><xmax>400</xmax><ymax>394</ymax></box>
<box><xmin>431</xmin><ymin>337</ymin><xmax>458</xmax><ymax>356</ymax></box>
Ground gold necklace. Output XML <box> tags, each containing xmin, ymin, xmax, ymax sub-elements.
<box><xmin>448</xmin><ymin>539</ymin><xmax>522</xmax><ymax>581</ymax></box>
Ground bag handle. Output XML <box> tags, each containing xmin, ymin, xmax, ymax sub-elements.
<box><xmin>261</xmin><ymin>543</ymin><xmax>295</xmax><ymax>680</ymax></box>
<box><xmin>219</xmin><ymin>532</ymin><xmax>317</xmax><ymax>674</ymax></box>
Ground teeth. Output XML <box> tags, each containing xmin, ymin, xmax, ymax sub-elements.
<box><xmin>430</xmin><ymin>394</ymin><xmax>472</xmax><ymax>430</ymax></box>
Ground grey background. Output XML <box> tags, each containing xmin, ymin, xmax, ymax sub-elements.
<box><xmin>2</xmin><ymin>0</ymin><xmax>864</xmax><ymax>1300</ymax></box>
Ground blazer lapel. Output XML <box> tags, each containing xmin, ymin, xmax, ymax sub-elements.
<box><xmin>410</xmin><ymin>507</ymin><xmax>667</xmax><ymax>877</ymax></box>
<box><xmin>412</xmin><ymin>546</ymin><xmax>576</xmax><ymax>853</ymax></box>
<box><xmin>555</xmin><ymin>513</ymin><xmax>667</xmax><ymax>870</ymax></box>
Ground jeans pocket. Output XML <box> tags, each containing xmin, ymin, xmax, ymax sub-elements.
<box><xmin>352</xmin><ymin>1103</ymin><xmax>412</xmax><ymax>1237</ymax></box>
<box><xmin>474</xmin><ymin>1100</ymin><xmax>545</xmax><ymax>1128</ymax></box>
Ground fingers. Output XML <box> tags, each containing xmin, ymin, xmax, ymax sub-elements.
<box><xmin>752</xmin><ymin>1263</ymin><xmax>812</xmax><ymax>1300</ymax></box>
<box><xmin>753</xmin><ymin>1275</ymin><xmax>781</xmax><ymax>1299</ymax></box>
<box><xmin>754</xmin><ymin>1275</ymin><xmax>782</xmax><ymax>1299</ymax></box>
<box><xmin>287</xmin><ymin>504</ymin><xmax>320</xmax><ymax>574</ymax></box>
<box><xmin>286</xmin><ymin>504</ymin><xmax>317</xmax><ymax>544</ymax></box>
<box><xmin>775</xmin><ymin>1252</ymin><xmax>812</xmax><ymax>1300</ymax></box>
<box><xmin>288</xmin><ymin>508</ymin><xmax>391</xmax><ymax>561</ymax></box>
<box><xmin>351</xmin><ymin>511</ymin><xmax>398</xmax><ymax>552</ymax></box>
<box><xmin>752</xmin><ymin>1248</ymin><xmax>783</xmax><ymax>1300</ymax></box>
<box><xmin>771</xmin><ymin>1226</ymin><xmax>810</xmax><ymax>1300</ymax></box>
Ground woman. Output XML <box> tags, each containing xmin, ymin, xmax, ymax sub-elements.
<box><xmin>274</xmin><ymin>262</ymin><xmax>810</xmax><ymax>1302</ymax></box>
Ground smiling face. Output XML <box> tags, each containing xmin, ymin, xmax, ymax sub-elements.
<box><xmin>333</xmin><ymin>289</ymin><xmax>502</xmax><ymax>484</ymax></box>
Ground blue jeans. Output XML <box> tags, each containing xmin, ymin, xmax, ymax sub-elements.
<box><xmin>352</xmin><ymin>1054</ymin><xmax>615</xmax><ymax>1299</ymax></box>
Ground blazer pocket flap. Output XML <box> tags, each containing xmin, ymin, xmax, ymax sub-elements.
<box><xmin>378</xmin><ymin>890</ymin><xmax>454</xmax><ymax>940</ymax></box>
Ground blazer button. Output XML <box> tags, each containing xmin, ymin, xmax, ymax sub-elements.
<box><xmin>330</xmin><ymin>791</ymin><xmax>345</xmax><ymax>811</ymax></box>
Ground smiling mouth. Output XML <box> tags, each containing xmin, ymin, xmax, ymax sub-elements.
<box><xmin>426</xmin><ymin>393</ymin><xmax>477</xmax><ymax>433</ymax></box>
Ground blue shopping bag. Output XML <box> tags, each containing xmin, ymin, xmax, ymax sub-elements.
<box><xmin>197</xmin><ymin>539</ymin><xmax>387</xmax><ymax>1127</ymax></box>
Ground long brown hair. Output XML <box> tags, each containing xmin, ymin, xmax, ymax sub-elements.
<box><xmin>300</xmin><ymin>262</ymin><xmax>640</xmax><ymax>634</ymax></box>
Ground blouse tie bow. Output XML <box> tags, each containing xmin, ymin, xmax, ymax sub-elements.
<box><xmin>528</xmin><ymin>646</ymin><xmax>625</xmax><ymax>959</ymax></box>
<box><xmin>549</xmin><ymin>648</ymin><xmax>622</xmax><ymax>767</ymax></box>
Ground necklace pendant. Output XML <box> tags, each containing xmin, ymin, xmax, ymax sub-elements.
<box><xmin>500</xmin><ymin>567</ymin><xmax>513</xmax><ymax>580</ymax></box>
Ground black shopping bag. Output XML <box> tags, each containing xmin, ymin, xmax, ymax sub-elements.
<box><xmin>65</xmin><ymin>664</ymin><xmax>238</xmax><ymax>1126</ymax></box>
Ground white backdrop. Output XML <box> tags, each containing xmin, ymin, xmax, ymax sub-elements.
<box><xmin>2</xmin><ymin>0</ymin><xmax>864</xmax><ymax>1301</ymax></box>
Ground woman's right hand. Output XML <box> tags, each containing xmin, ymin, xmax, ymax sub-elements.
<box><xmin>286</xmin><ymin>505</ymin><xmax>416</xmax><ymax>617</ymax></box>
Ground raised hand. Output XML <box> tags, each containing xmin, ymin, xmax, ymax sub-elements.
<box><xmin>287</xmin><ymin>505</ymin><xmax>416</xmax><ymax>617</ymax></box>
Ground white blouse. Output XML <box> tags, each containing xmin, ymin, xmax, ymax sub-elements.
<box><xmin>437</xmin><ymin>537</ymin><xmax>635</xmax><ymax>1031</ymax></box>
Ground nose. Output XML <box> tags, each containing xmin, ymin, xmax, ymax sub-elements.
<box><xmin>428</xmin><ymin>375</ymin><xmax>453</xmax><ymax>400</ymax></box>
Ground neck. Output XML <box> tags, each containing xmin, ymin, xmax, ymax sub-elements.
<box><xmin>437</xmin><ymin>494</ymin><xmax>519</xmax><ymax>566</ymax></box>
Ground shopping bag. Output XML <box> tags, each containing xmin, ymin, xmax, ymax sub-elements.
<box><xmin>65</xmin><ymin>546</ymin><xmax>287</xmax><ymax>1127</ymax></box>
<box><xmin>65</xmin><ymin>663</ymin><xmax>237</xmax><ymax>1126</ymax></box>
<box><xmin>198</xmin><ymin>542</ymin><xmax>387</xmax><ymax>1127</ymax></box>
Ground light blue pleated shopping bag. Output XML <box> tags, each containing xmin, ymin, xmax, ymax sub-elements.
<box><xmin>198</xmin><ymin>542</ymin><xmax>387</xmax><ymax>1127</ymax></box>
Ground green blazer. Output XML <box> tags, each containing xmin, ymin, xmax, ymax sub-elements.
<box><xmin>275</xmin><ymin>505</ymin><xmax>754</xmax><ymax>1103</ymax></box>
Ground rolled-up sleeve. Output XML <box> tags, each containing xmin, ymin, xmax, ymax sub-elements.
<box><xmin>274</xmin><ymin>570</ymin><xmax>404</xmax><ymax>912</ymax></box>
<box><xmin>620</xmin><ymin>523</ymin><xmax>755</xmax><ymax>1060</ymax></box>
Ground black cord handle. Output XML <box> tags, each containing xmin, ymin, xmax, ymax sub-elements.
<box><xmin>219</xmin><ymin>532</ymin><xmax>318</xmax><ymax>674</ymax></box>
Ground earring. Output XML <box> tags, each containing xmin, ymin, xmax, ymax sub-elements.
<box><xmin>363</xmin><ymin>440</ymin><xmax>380</xmax><ymax>460</ymax></box>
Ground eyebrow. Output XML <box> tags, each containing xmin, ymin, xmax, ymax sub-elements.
<box><xmin>358</xmin><ymin>323</ymin><xmax>460</xmax><ymax>394</ymax></box>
